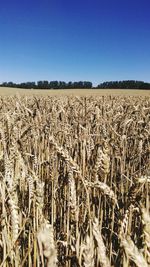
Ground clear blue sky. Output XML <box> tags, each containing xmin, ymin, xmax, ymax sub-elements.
<box><xmin>0</xmin><ymin>0</ymin><xmax>150</xmax><ymax>85</ymax></box>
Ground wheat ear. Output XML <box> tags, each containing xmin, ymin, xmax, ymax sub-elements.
<box><xmin>37</xmin><ymin>220</ymin><xmax>57</xmax><ymax>267</ymax></box>
<box><xmin>93</xmin><ymin>218</ymin><xmax>111</xmax><ymax>267</ymax></box>
<box><xmin>83</xmin><ymin>234</ymin><xmax>95</xmax><ymax>267</ymax></box>
<box><xmin>121</xmin><ymin>235</ymin><xmax>148</xmax><ymax>267</ymax></box>
<box><xmin>141</xmin><ymin>207</ymin><xmax>150</xmax><ymax>263</ymax></box>
<box><xmin>86</xmin><ymin>180</ymin><xmax>117</xmax><ymax>205</ymax></box>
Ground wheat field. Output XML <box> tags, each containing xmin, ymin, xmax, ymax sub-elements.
<box><xmin>0</xmin><ymin>93</ymin><xmax>150</xmax><ymax>267</ymax></box>
<box><xmin>0</xmin><ymin>87</ymin><xmax>150</xmax><ymax>96</ymax></box>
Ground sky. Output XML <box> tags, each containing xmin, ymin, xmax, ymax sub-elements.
<box><xmin>0</xmin><ymin>0</ymin><xmax>150</xmax><ymax>85</ymax></box>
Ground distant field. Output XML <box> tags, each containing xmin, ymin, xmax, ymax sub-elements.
<box><xmin>0</xmin><ymin>86</ymin><xmax>150</xmax><ymax>96</ymax></box>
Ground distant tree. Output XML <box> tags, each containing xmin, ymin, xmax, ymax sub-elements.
<box><xmin>78</xmin><ymin>81</ymin><xmax>84</xmax><ymax>88</ymax></box>
<box><xmin>97</xmin><ymin>80</ymin><xmax>150</xmax><ymax>89</ymax></box>
<box><xmin>67</xmin><ymin>81</ymin><xmax>72</xmax><ymax>89</ymax></box>
<box><xmin>37</xmin><ymin>81</ymin><xmax>43</xmax><ymax>89</ymax></box>
<box><xmin>49</xmin><ymin>81</ymin><xmax>59</xmax><ymax>89</ymax></box>
<box><xmin>7</xmin><ymin>82</ymin><xmax>14</xmax><ymax>87</ymax></box>
<box><xmin>83</xmin><ymin>81</ymin><xmax>92</xmax><ymax>88</ymax></box>
<box><xmin>59</xmin><ymin>81</ymin><xmax>67</xmax><ymax>89</ymax></box>
<box><xmin>42</xmin><ymin>81</ymin><xmax>49</xmax><ymax>89</ymax></box>
<box><xmin>23</xmin><ymin>82</ymin><xmax>36</xmax><ymax>89</ymax></box>
<box><xmin>1</xmin><ymin>82</ymin><xmax>8</xmax><ymax>87</ymax></box>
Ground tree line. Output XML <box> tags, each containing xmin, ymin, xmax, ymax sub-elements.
<box><xmin>0</xmin><ymin>81</ymin><xmax>92</xmax><ymax>89</ymax></box>
<box><xmin>97</xmin><ymin>80</ymin><xmax>150</xmax><ymax>89</ymax></box>
<box><xmin>0</xmin><ymin>80</ymin><xmax>150</xmax><ymax>89</ymax></box>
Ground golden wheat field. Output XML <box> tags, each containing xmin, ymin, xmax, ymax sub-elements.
<box><xmin>0</xmin><ymin>87</ymin><xmax>150</xmax><ymax>96</ymax></box>
<box><xmin>0</xmin><ymin>92</ymin><xmax>150</xmax><ymax>267</ymax></box>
